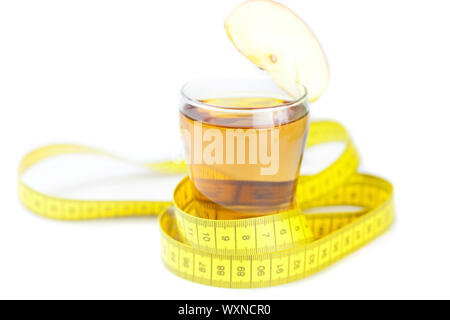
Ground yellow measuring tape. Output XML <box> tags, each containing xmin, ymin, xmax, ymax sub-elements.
<box><xmin>18</xmin><ymin>121</ymin><xmax>394</xmax><ymax>288</ymax></box>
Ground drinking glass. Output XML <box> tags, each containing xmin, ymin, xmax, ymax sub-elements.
<box><xmin>179</xmin><ymin>77</ymin><xmax>309</xmax><ymax>220</ymax></box>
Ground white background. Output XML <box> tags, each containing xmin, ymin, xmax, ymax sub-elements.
<box><xmin>1</xmin><ymin>0</ymin><xmax>449</xmax><ymax>299</ymax></box>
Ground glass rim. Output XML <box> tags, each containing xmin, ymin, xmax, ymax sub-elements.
<box><xmin>180</xmin><ymin>76</ymin><xmax>309</xmax><ymax>114</ymax></box>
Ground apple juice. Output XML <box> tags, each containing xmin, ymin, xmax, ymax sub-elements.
<box><xmin>180</xmin><ymin>97</ymin><xmax>309</xmax><ymax>220</ymax></box>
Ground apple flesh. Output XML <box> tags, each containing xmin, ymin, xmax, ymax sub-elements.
<box><xmin>225</xmin><ymin>0</ymin><xmax>329</xmax><ymax>101</ymax></box>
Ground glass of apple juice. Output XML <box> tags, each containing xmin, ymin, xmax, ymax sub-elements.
<box><xmin>179</xmin><ymin>77</ymin><xmax>310</xmax><ymax>220</ymax></box>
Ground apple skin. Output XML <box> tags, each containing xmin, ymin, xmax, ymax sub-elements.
<box><xmin>225</xmin><ymin>0</ymin><xmax>329</xmax><ymax>102</ymax></box>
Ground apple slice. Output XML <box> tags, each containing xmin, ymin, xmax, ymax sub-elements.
<box><xmin>225</xmin><ymin>0</ymin><xmax>329</xmax><ymax>101</ymax></box>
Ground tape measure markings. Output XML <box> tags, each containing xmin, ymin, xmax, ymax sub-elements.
<box><xmin>18</xmin><ymin>121</ymin><xmax>394</xmax><ymax>288</ymax></box>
